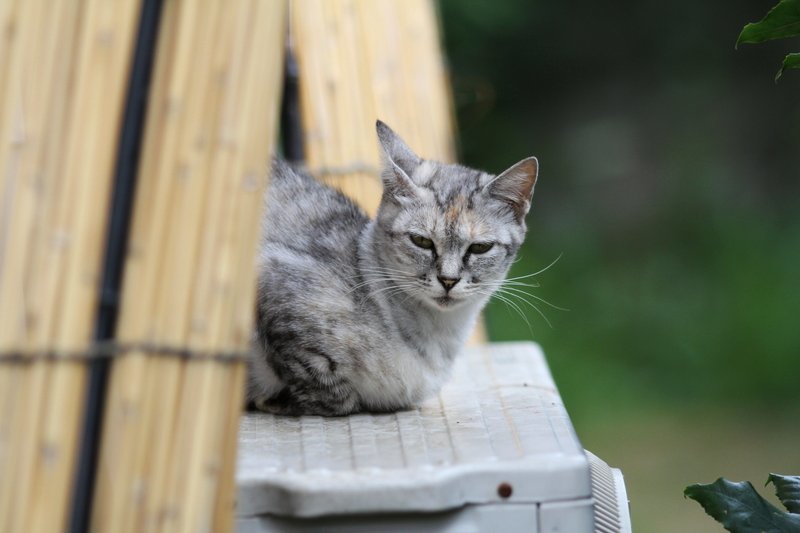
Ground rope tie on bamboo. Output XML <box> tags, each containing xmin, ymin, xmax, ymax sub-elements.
<box><xmin>0</xmin><ymin>341</ymin><xmax>250</xmax><ymax>364</ymax></box>
<box><xmin>306</xmin><ymin>162</ymin><xmax>383</xmax><ymax>179</ymax></box>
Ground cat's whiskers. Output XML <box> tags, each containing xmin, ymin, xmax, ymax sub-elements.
<box><xmin>482</xmin><ymin>281</ymin><xmax>567</xmax><ymax>312</ymax></box>
<box><xmin>358</xmin><ymin>265</ymin><xmax>415</xmax><ymax>276</ymax></box>
<box><xmin>364</xmin><ymin>283</ymin><xmax>420</xmax><ymax>302</ymax></box>
<box><xmin>398</xmin><ymin>290</ymin><xmax>419</xmax><ymax>306</ymax></box>
<box><xmin>471</xmin><ymin>281</ymin><xmax>558</xmax><ymax>329</ymax></box>
<box><xmin>492</xmin><ymin>287</ymin><xmax>554</xmax><ymax>328</ymax></box>
<box><xmin>342</xmin><ymin>266</ymin><xmax>412</xmax><ymax>283</ymax></box>
<box><xmin>478</xmin><ymin>289</ymin><xmax>534</xmax><ymax>334</ymax></box>
<box><xmin>357</xmin><ymin>263</ymin><xmax>421</xmax><ymax>283</ymax></box>
<box><xmin>365</xmin><ymin>281</ymin><xmax>418</xmax><ymax>296</ymax></box>
<box><xmin>499</xmin><ymin>280</ymin><xmax>541</xmax><ymax>288</ymax></box>
<box><xmin>500</xmin><ymin>285</ymin><xmax>568</xmax><ymax>311</ymax></box>
<box><xmin>346</xmin><ymin>276</ymin><xmax>398</xmax><ymax>294</ymax></box>
<box><xmin>346</xmin><ymin>267</ymin><xmax>418</xmax><ymax>293</ymax></box>
<box><xmin>469</xmin><ymin>253</ymin><xmax>567</xmax><ymax>329</ymax></box>
<box><xmin>502</xmin><ymin>253</ymin><xmax>563</xmax><ymax>282</ymax></box>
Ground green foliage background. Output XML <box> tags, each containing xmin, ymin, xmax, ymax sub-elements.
<box><xmin>438</xmin><ymin>0</ymin><xmax>800</xmax><ymax>530</ymax></box>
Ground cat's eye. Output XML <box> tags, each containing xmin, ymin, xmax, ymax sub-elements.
<box><xmin>468</xmin><ymin>242</ymin><xmax>494</xmax><ymax>254</ymax></box>
<box><xmin>409</xmin><ymin>234</ymin><xmax>434</xmax><ymax>250</ymax></box>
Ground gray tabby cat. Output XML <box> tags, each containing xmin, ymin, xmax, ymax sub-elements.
<box><xmin>248</xmin><ymin>121</ymin><xmax>538</xmax><ymax>416</ymax></box>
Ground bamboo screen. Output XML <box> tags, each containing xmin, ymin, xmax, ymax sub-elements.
<box><xmin>291</xmin><ymin>0</ymin><xmax>487</xmax><ymax>342</ymax></box>
<box><xmin>291</xmin><ymin>0</ymin><xmax>455</xmax><ymax>216</ymax></box>
<box><xmin>1</xmin><ymin>1</ymin><xmax>481</xmax><ymax>531</ymax></box>
<box><xmin>0</xmin><ymin>0</ymin><xmax>286</xmax><ymax>532</ymax></box>
<box><xmin>91</xmin><ymin>1</ymin><xmax>286</xmax><ymax>532</ymax></box>
<box><xmin>0</xmin><ymin>1</ymin><xmax>141</xmax><ymax>531</ymax></box>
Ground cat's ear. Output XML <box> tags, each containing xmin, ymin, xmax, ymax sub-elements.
<box><xmin>486</xmin><ymin>157</ymin><xmax>539</xmax><ymax>220</ymax></box>
<box><xmin>376</xmin><ymin>120</ymin><xmax>421</xmax><ymax>176</ymax></box>
<box><xmin>376</xmin><ymin>120</ymin><xmax>421</xmax><ymax>199</ymax></box>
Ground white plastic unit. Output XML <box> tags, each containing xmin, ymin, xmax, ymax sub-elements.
<box><xmin>236</xmin><ymin>342</ymin><xmax>631</xmax><ymax>532</ymax></box>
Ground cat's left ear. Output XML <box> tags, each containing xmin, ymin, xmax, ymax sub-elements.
<box><xmin>486</xmin><ymin>157</ymin><xmax>539</xmax><ymax>220</ymax></box>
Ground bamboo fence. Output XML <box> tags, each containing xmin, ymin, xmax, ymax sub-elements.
<box><xmin>0</xmin><ymin>1</ymin><xmax>140</xmax><ymax>531</ymax></box>
<box><xmin>0</xmin><ymin>1</ymin><xmax>482</xmax><ymax>531</ymax></box>
<box><xmin>90</xmin><ymin>1</ymin><xmax>286</xmax><ymax>532</ymax></box>
<box><xmin>291</xmin><ymin>0</ymin><xmax>487</xmax><ymax>342</ymax></box>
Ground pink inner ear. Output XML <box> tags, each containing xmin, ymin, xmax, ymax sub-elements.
<box><xmin>512</xmin><ymin>158</ymin><xmax>539</xmax><ymax>198</ymax></box>
<box><xmin>490</xmin><ymin>156</ymin><xmax>539</xmax><ymax>205</ymax></box>
<box><xmin>380</xmin><ymin>158</ymin><xmax>419</xmax><ymax>201</ymax></box>
<box><xmin>376</xmin><ymin>120</ymin><xmax>422</xmax><ymax>179</ymax></box>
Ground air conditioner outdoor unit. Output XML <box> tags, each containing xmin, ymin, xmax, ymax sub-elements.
<box><xmin>236</xmin><ymin>342</ymin><xmax>632</xmax><ymax>532</ymax></box>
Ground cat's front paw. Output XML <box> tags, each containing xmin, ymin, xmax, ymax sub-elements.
<box><xmin>250</xmin><ymin>391</ymin><xmax>300</xmax><ymax>416</ymax></box>
<box><xmin>249</xmin><ymin>386</ymin><xmax>362</xmax><ymax>417</ymax></box>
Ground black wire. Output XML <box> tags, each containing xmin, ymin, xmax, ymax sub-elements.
<box><xmin>68</xmin><ymin>1</ymin><xmax>164</xmax><ymax>531</ymax></box>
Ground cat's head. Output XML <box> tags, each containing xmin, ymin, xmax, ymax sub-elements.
<box><xmin>373</xmin><ymin>120</ymin><xmax>538</xmax><ymax>311</ymax></box>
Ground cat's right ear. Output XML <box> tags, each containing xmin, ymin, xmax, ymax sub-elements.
<box><xmin>376</xmin><ymin>120</ymin><xmax>421</xmax><ymax>200</ymax></box>
<box><xmin>485</xmin><ymin>157</ymin><xmax>539</xmax><ymax>221</ymax></box>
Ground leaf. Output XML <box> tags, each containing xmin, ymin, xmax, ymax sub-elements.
<box><xmin>684</xmin><ymin>478</ymin><xmax>800</xmax><ymax>532</ymax></box>
<box><xmin>767</xmin><ymin>474</ymin><xmax>800</xmax><ymax>514</ymax></box>
<box><xmin>775</xmin><ymin>52</ymin><xmax>800</xmax><ymax>81</ymax></box>
<box><xmin>737</xmin><ymin>0</ymin><xmax>800</xmax><ymax>47</ymax></box>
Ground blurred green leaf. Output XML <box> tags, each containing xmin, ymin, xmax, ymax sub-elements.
<box><xmin>737</xmin><ymin>0</ymin><xmax>800</xmax><ymax>46</ymax></box>
<box><xmin>776</xmin><ymin>52</ymin><xmax>800</xmax><ymax>80</ymax></box>
<box><xmin>768</xmin><ymin>474</ymin><xmax>800</xmax><ymax>514</ymax></box>
<box><xmin>684</xmin><ymin>478</ymin><xmax>800</xmax><ymax>532</ymax></box>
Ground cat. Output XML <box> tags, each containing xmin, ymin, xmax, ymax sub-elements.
<box><xmin>248</xmin><ymin>120</ymin><xmax>538</xmax><ymax>416</ymax></box>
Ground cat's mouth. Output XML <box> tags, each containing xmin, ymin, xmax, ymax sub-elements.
<box><xmin>433</xmin><ymin>295</ymin><xmax>460</xmax><ymax>309</ymax></box>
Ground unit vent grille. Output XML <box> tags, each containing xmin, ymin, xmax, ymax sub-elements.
<box><xmin>587</xmin><ymin>450</ymin><xmax>630</xmax><ymax>533</ymax></box>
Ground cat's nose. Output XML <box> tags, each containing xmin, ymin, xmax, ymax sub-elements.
<box><xmin>437</xmin><ymin>276</ymin><xmax>460</xmax><ymax>291</ymax></box>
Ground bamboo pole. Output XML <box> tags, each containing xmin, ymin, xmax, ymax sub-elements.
<box><xmin>291</xmin><ymin>0</ymin><xmax>487</xmax><ymax>342</ymax></box>
<box><xmin>91</xmin><ymin>2</ymin><xmax>286</xmax><ymax>532</ymax></box>
<box><xmin>0</xmin><ymin>0</ymin><xmax>141</xmax><ymax>531</ymax></box>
